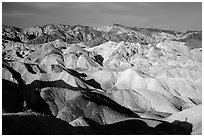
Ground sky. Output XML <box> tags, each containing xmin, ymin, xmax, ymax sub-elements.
<box><xmin>2</xmin><ymin>2</ymin><xmax>202</xmax><ymax>31</ymax></box>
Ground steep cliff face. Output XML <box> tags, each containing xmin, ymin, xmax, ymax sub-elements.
<box><xmin>2</xmin><ymin>24</ymin><xmax>202</xmax><ymax>135</ymax></box>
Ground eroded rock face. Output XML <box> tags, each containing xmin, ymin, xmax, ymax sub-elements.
<box><xmin>2</xmin><ymin>24</ymin><xmax>202</xmax><ymax>135</ymax></box>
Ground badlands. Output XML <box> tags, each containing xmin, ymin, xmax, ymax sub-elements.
<box><xmin>2</xmin><ymin>24</ymin><xmax>202</xmax><ymax>134</ymax></box>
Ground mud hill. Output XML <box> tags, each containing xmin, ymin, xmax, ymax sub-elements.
<box><xmin>2</xmin><ymin>24</ymin><xmax>202</xmax><ymax>135</ymax></box>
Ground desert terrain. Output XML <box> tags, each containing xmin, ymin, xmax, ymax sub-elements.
<box><xmin>2</xmin><ymin>24</ymin><xmax>202</xmax><ymax>134</ymax></box>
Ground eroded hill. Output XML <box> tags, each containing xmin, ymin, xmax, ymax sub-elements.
<box><xmin>2</xmin><ymin>24</ymin><xmax>202</xmax><ymax>135</ymax></box>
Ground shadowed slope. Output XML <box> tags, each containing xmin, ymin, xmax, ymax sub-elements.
<box><xmin>2</xmin><ymin>112</ymin><xmax>192</xmax><ymax>135</ymax></box>
<box><xmin>82</xmin><ymin>91</ymin><xmax>139</xmax><ymax>118</ymax></box>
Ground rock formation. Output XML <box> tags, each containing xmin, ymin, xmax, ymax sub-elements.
<box><xmin>2</xmin><ymin>24</ymin><xmax>202</xmax><ymax>135</ymax></box>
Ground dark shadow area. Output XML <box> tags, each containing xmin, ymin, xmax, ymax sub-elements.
<box><xmin>94</xmin><ymin>55</ymin><xmax>104</xmax><ymax>66</ymax></box>
<box><xmin>82</xmin><ymin>91</ymin><xmax>139</xmax><ymax>118</ymax></box>
<box><xmin>80</xmin><ymin>117</ymin><xmax>192</xmax><ymax>135</ymax></box>
<box><xmin>64</xmin><ymin>68</ymin><xmax>87</xmax><ymax>78</ymax></box>
<box><xmin>2</xmin><ymin>79</ymin><xmax>52</xmax><ymax>115</ymax></box>
<box><xmin>26</xmin><ymin>79</ymin><xmax>81</xmax><ymax>91</ymax></box>
<box><xmin>154</xmin><ymin>120</ymin><xmax>193</xmax><ymax>135</ymax></box>
<box><xmin>16</xmin><ymin>51</ymin><xmax>24</xmax><ymax>58</ymax></box>
<box><xmin>83</xmin><ymin>78</ymin><xmax>103</xmax><ymax>90</ymax></box>
<box><xmin>2</xmin><ymin>113</ymin><xmax>73</xmax><ymax>135</ymax></box>
<box><xmin>24</xmin><ymin>63</ymin><xmax>37</xmax><ymax>74</ymax></box>
<box><xmin>2</xmin><ymin>114</ymin><xmax>192</xmax><ymax>135</ymax></box>
<box><xmin>25</xmin><ymin>88</ymin><xmax>53</xmax><ymax>115</ymax></box>
<box><xmin>2</xmin><ymin>79</ymin><xmax>24</xmax><ymax>113</ymax></box>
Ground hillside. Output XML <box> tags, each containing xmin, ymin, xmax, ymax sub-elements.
<box><xmin>2</xmin><ymin>24</ymin><xmax>202</xmax><ymax>135</ymax></box>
